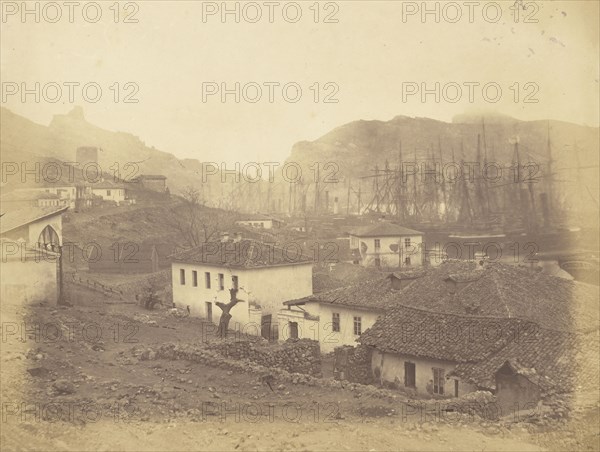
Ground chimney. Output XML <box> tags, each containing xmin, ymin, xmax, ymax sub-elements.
<box><xmin>221</xmin><ymin>232</ymin><xmax>230</xmax><ymax>242</ymax></box>
<box><xmin>233</xmin><ymin>232</ymin><xmax>242</xmax><ymax>243</ymax></box>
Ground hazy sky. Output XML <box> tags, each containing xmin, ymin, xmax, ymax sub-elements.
<box><xmin>1</xmin><ymin>1</ymin><xmax>598</xmax><ymax>164</ymax></box>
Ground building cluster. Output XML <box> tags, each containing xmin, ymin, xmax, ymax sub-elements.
<box><xmin>169</xmin><ymin>217</ymin><xmax>598</xmax><ymax>410</ymax></box>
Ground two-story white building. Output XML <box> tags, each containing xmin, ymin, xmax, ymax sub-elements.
<box><xmin>349</xmin><ymin>222</ymin><xmax>424</xmax><ymax>268</ymax></box>
<box><xmin>170</xmin><ymin>238</ymin><xmax>313</xmax><ymax>338</ymax></box>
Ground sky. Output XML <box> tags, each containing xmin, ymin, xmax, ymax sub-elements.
<box><xmin>1</xmin><ymin>0</ymin><xmax>598</xmax><ymax>165</ymax></box>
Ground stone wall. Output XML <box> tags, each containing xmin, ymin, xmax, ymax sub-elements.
<box><xmin>334</xmin><ymin>345</ymin><xmax>373</xmax><ymax>385</ymax></box>
<box><xmin>151</xmin><ymin>338</ymin><xmax>321</xmax><ymax>376</ymax></box>
<box><xmin>206</xmin><ymin>338</ymin><xmax>321</xmax><ymax>376</ymax></box>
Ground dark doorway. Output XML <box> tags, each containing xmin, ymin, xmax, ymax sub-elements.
<box><xmin>404</xmin><ymin>361</ymin><xmax>416</xmax><ymax>387</ymax></box>
<box><xmin>289</xmin><ymin>322</ymin><xmax>299</xmax><ymax>339</ymax></box>
<box><xmin>261</xmin><ymin>314</ymin><xmax>272</xmax><ymax>340</ymax></box>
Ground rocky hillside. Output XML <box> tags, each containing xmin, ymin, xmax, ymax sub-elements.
<box><xmin>285</xmin><ymin>114</ymin><xmax>599</xmax><ymax>214</ymax></box>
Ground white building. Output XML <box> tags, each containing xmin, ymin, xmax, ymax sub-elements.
<box><xmin>349</xmin><ymin>222</ymin><xmax>423</xmax><ymax>268</ymax></box>
<box><xmin>90</xmin><ymin>180</ymin><xmax>126</xmax><ymax>205</ymax></box>
<box><xmin>170</xmin><ymin>238</ymin><xmax>313</xmax><ymax>338</ymax></box>
<box><xmin>235</xmin><ymin>214</ymin><xmax>283</xmax><ymax>230</ymax></box>
<box><xmin>277</xmin><ymin>275</ymin><xmax>405</xmax><ymax>353</ymax></box>
<box><xmin>0</xmin><ymin>205</ymin><xmax>68</xmax><ymax>305</ymax></box>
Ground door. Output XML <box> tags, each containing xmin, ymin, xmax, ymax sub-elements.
<box><xmin>404</xmin><ymin>362</ymin><xmax>416</xmax><ymax>387</ymax></box>
<box><xmin>261</xmin><ymin>314</ymin><xmax>272</xmax><ymax>340</ymax></box>
<box><xmin>289</xmin><ymin>322</ymin><xmax>299</xmax><ymax>339</ymax></box>
<box><xmin>206</xmin><ymin>302</ymin><xmax>212</xmax><ymax>322</ymax></box>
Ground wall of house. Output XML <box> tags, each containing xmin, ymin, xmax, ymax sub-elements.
<box><xmin>171</xmin><ymin>263</ymin><xmax>250</xmax><ymax>330</ymax></box>
<box><xmin>350</xmin><ymin>234</ymin><xmax>423</xmax><ymax>268</ymax></box>
<box><xmin>1</xmin><ymin>255</ymin><xmax>58</xmax><ymax>305</ymax></box>
<box><xmin>317</xmin><ymin>304</ymin><xmax>382</xmax><ymax>353</ymax></box>
<box><xmin>171</xmin><ymin>262</ymin><xmax>312</xmax><ymax>334</ymax></box>
<box><xmin>371</xmin><ymin>349</ymin><xmax>476</xmax><ymax>397</ymax></box>
<box><xmin>495</xmin><ymin>371</ymin><xmax>541</xmax><ymax>415</ymax></box>
<box><xmin>277</xmin><ymin>304</ymin><xmax>383</xmax><ymax>353</ymax></box>
<box><xmin>242</xmin><ymin>264</ymin><xmax>313</xmax><ymax>315</ymax></box>
<box><xmin>92</xmin><ymin>188</ymin><xmax>125</xmax><ymax>204</ymax></box>
<box><xmin>277</xmin><ymin>308</ymin><xmax>320</xmax><ymax>342</ymax></box>
<box><xmin>235</xmin><ymin>220</ymin><xmax>274</xmax><ymax>229</ymax></box>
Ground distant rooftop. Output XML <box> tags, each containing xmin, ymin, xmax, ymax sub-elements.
<box><xmin>349</xmin><ymin>222</ymin><xmax>422</xmax><ymax>237</ymax></box>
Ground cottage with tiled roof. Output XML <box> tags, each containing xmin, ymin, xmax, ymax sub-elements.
<box><xmin>358</xmin><ymin>260</ymin><xmax>599</xmax><ymax>404</ymax></box>
<box><xmin>170</xmin><ymin>237</ymin><xmax>313</xmax><ymax>338</ymax></box>
<box><xmin>349</xmin><ymin>221</ymin><xmax>423</xmax><ymax>269</ymax></box>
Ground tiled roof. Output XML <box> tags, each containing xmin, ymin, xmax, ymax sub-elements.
<box><xmin>359</xmin><ymin>305</ymin><xmax>531</xmax><ymax>362</ymax></box>
<box><xmin>170</xmin><ymin>239</ymin><xmax>313</xmax><ymax>269</ymax></box>
<box><xmin>379</xmin><ymin>260</ymin><xmax>599</xmax><ymax>332</ymax></box>
<box><xmin>449</xmin><ymin>329</ymin><xmax>599</xmax><ymax>394</ymax></box>
<box><xmin>308</xmin><ymin>276</ymin><xmax>397</xmax><ymax>310</ymax></box>
<box><xmin>349</xmin><ymin>222</ymin><xmax>423</xmax><ymax>237</ymax></box>
<box><xmin>0</xmin><ymin>206</ymin><xmax>68</xmax><ymax>235</ymax></box>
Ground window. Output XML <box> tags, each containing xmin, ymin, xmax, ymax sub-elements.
<box><xmin>404</xmin><ymin>362</ymin><xmax>416</xmax><ymax>387</ymax></box>
<box><xmin>192</xmin><ymin>271</ymin><xmax>198</xmax><ymax>287</ymax></box>
<box><xmin>232</xmin><ymin>275</ymin><xmax>239</xmax><ymax>290</ymax></box>
<box><xmin>218</xmin><ymin>273</ymin><xmax>225</xmax><ymax>290</ymax></box>
<box><xmin>205</xmin><ymin>272</ymin><xmax>211</xmax><ymax>289</ymax></box>
<box><xmin>404</xmin><ymin>257</ymin><xmax>411</xmax><ymax>266</ymax></box>
<box><xmin>374</xmin><ymin>257</ymin><xmax>381</xmax><ymax>267</ymax></box>
<box><xmin>433</xmin><ymin>368</ymin><xmax>445</xmax><ymax>395</ymax></box>
<box><xmin>179</xmin><ymin>269</ymin><xmax>185</xmax><ymax>285</ymax></box>
<box><xmin>454</xmin><ymin>379</ymin><xmax>459</xmax><ymax>397</ymax></box>
<box><xmin>374</xmin><ymin>239</ymin><xmax>381</xmax><ymax>250</ymax></box>
<box><xmin>332</xmin><ymin>313</ymin><xmax>340</xmax><ymax>332</ymax></box>
<box><xmin>107</xmin><ymin>190</ymin><xmax>111</xmax><ymax>196</ymax></box>
<box><xmin>353</xmin><ymin>316</ymin><xmax>362</xmax><ymax>335</ymax></box>
<box><xmin>405</xmin><ymin>238</ymin><xmax>411</xmax><ymax>249</ymax></box>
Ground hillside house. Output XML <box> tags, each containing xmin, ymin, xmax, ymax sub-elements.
<box><xmin>235</xmin><ymin>214</ymin><xmax>283</xmax><ymax>230</ymax></box>
<box><xmin>132</xmin><ymin>174</ymin><xmax>167</xmax><ymax>193</ymax></box>
<box><xmin>349</xmin><ymin>222</ymin><xmax>423</xmax><ymax>268</ymax></box>
<box><xmin>170</xmin><ymin>238</ymin><xmax>313</xmax><ymax>338</ymax></box>
<box><xmin>358</xmin><ymin>260</ymin><xmax>599</xmax><ymax>402</ymax></box>
<box><xmin>90</xmin><ymin>179</ymin><xmax>127</xmax><ymax>205</ymax></box>
<box><xmin>1</xmin><ymin>190</ymin><xmax>64</xmax><ymax>208</ymax></box>
<box><xmin>0</xmin><ymin>205</ymin><xmax>68</xmax><ymax>305</ymax></box>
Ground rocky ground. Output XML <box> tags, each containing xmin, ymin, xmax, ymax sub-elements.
<box><xmin>1</xmin><ymin>283</ymin><xmax>598</xmax><ymax>451</ymax></box>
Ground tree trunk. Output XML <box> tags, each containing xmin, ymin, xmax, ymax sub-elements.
<box><xmin>216</xmin><ymin>288</ymin><xmax>239</xmax><ymax>339</ymax></box>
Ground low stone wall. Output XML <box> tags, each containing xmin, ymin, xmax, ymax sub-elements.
<box><xmin>206</xmin><ymin>338</ymin><xmax>321</xmax><ymax>376</ymax></box>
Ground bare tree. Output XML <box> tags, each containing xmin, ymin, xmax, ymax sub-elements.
<box><xmin>215</xmin><ymin>288</ymin><xmax>241</xmax><ymax>338</ymax></box>
<box><xmin>169</xmin><ymin>186</ymin><xmax>233</xmax><ymax>248</ymax></box>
